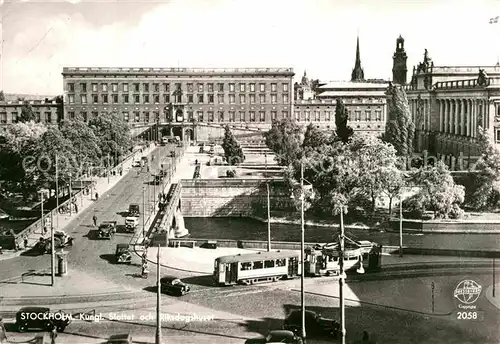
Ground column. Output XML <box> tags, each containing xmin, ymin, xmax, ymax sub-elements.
<box><xmin>460</xmin><ymin>99</ymin><xmax>466</xmax><ymax>136</ymax></box>
<box><xmin>489</xmin><ymin>100</ymin><xmax>495</xmax><ymax>130</ymax></box>
<box><xmin>468</xmin><ymin>100</ymin><xmax>472</xmax><ymax>137</ymax></box>
<box><xmin>444</xmin><ymin>99</ymin><xmax>449</xmax><ymax>133</ymax></box>
<box><xmin>465</xmin><ymin>99</ymin><xmax>469</xmax><ymax>137</ymax></box>
<box><xmin>471</xmin><ymin>99</ymin><xmax>475</xmax><ymax>138</ymax></box>
<box><xmin>439</xmin><ymin>100</ymin><xmax>443</xmax><ymax>132</ymax></box>
<box><xmin>455</xmin><ymin>100</ymin><xmax>460</xmax><ymax>135</ymax></box>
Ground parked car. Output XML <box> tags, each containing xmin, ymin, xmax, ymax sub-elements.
<box><xmin>246</xmin><ymin>330</ymin><xmax>303</xmax><ymax>344</ymax></box>
<box><xmin>124</xmin><ymin>217</ymin><xmax>139</xmax><ymax>232</ymax></box>
<box><xmin>106</xmin><ymin>333</ymin><xmax>133</xmax><ymax>344</ymax></box>
<box><xmin>132</xmin><ymin>160</ymin><xmax>142</xmax><ymax>167</ymax></box>
<box><xmin>98</xmin><ymin>221</ymin><xmax>117</xmax><ymax>239</ymax></box>
<box><xmin>115</xmin><ymin>244</ymin><xmax>132</xmax><ymax>264</ymax></box>
<box><xmin>141</xmin><ymin>156</ymin><xmax>148</xmax><ymax>164</ymax></box>
<box><xmin>34</xmin><ymin>231</ymin><xmax>74</xmax><ymax>254</ymax></box>
<box><xmin>16</xmin><ymin>307</ymin><xmax>71</xmax><ymax>332</ymax></box>
<box><xmin>160</xmin><ymin>275</ymin><xmax>190</xmax><ymax>296</ymax></box>
<box><xmin>128</xmin><ymin>203</ymin><xmax>140</xmax><ymax>217</ymax></box>
<box><xmin>283</xmin><ymin>310</ymin><xmax>340</xmax><ymax>338</ymax></box>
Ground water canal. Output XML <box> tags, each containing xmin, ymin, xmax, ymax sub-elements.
<box><xmin>184</xmin><ymin>217</ymin><xmax>500</xmax><ymax>250</ymax></box>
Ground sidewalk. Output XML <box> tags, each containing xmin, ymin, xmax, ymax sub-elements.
<box><xmin>0</xmin><ymin>144</ymin><xmax>158</xmax><ymax>261</ymax></box>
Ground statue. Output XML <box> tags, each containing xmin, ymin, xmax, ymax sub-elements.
<box><xmin>477</xmin><ymin>69</ymin><xmax>488</xmax><ymax>86</ymax></box>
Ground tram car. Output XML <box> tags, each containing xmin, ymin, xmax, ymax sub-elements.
<box><xmin>213</xmin><ymin>250</ymin><xmax>301</xmax><ymax>286</ymax></box>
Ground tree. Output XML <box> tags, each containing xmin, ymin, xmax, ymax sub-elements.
<box><xmin>409</xmin><ymin>161</ymin><xmax>465</xmax><ymax>218</ymax></box>
<box><xmin>60</xmin><ymin>117</ymin><xmax>102</xmax><ymax>170</ymax></box>
<box><xmin>302</xmin><ymin>123</ymin><xmax>327</xmax><ymax>152</ymax></box>
<box><xmin>18</xmin><ymin>101</ymin><xmax>38</xmax><ymax>123</ymax></box>
<box><xmin>264</xmin><ymin>118</ymin><xmax>302</xmax><ymax>166</ymax></box>
<box><xmin>0</xmin><ymin>90</ymin><xmax>5</xmax><ymax>101</ymax></box>
<box><xmin>221</xmin><ymin>125</ymin><xmax>245</xmax><ymax>165</ymax></box>
<box><xmin>468</xmin><ymin>127</ymin><xmax>500</xmax><ymax>209</ymax></box>
<box><xmin>335</xmin><ymin>99</ymin><xmax>353</xmax><ymax>143</ymax></box>
<box><xmin>384</xmin><ymin>84</ymin><xmax>415</xmax><ymax>165</ymax></box>
<box><xmin>88</xmin><ymin>112</ymin><xmax>132</xmax><ymax>166</ymax></box>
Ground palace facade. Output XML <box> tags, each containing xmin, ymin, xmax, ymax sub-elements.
<box><xmin>404</xmin><ymin>49</ymin><xmax>500</xmax><ymax>168</ymax></box>
<box><xmin>0</xmin><ymin>99</ymin><xmax>62</xmax><ymax>133</ymax></box>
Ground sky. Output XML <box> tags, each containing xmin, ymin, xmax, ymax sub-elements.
<box><xmin>1</xmin><ymin>0</ymin><xmax>499</xmax><ymax>95</ymax></box>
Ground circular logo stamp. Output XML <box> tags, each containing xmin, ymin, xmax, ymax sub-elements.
<box><xmin>454</xmin><ymin>280</ymin><xmax>482</xmax><ymax>304</ymax></box>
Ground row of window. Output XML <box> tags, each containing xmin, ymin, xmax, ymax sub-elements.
<box><xmin>294</xmin><ymin>110</ymin><xmax>383</xmax><ymax>122</ymax></box>
<box><xmin>68</xmin><ymin>82</ymin><xmax>290</xmax><ymax>93</ymax></box>
<box><xmin>0</xmin><ymin>112</ymin><xmax>54</xmax><ymax>124</ymax></box>
<box><xmin>240</xmin><ymin>258</ymin><xmax>288</xmax><ymax>270</ymax></box>
<box><xmin>68</xmin><ymin>93</ymin><xmax>290</xmax><ymax>105</ymax></box>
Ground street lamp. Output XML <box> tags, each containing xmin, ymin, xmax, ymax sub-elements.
<box><xmin>142</xmin><ymin>187</ymin><xmax>146</xmax><ymax>238</ymax></box>
<box><xmin>155</xmin><ymin>245</ymin><xmax>162</xmax><ymax>344</ymax></box>
<box><xmin>399</xmin><ymin>197</ymin><xmax>403</xmax><ymax>257</ymax></box>
<box><xmin>266</xmin><ymin>181</ymin><xmax>271</xmax><ymax>252</ymax></box>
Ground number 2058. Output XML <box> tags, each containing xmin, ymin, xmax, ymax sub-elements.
<box><xmin>456</xmin><ymin>311</ymin><xmax>482</xmax><ymax>320</ymax></box>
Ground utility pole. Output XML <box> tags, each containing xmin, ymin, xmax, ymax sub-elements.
<box><xmin>267</xmin><ymin>182</ymin><xmax>271</xmax><ymax>252</ymax></box>
<box><xmin>300</xmin><ymin>161</ymin><xmax>306</xmax><ymax>342</ymax></box>
<box><xmin>494</xmin><ymin>258</ymin><xmax>496</xmax><ymax>298</ymax></box>
<box><xmin>107</xmin><ymin>153</ymin><xmax>110</xmax><ymax>184</ymax></box>
<box><xmin>40</xmin><ymin>191</ymin><xmax>44</xmax><ymax>235</ymax></box>
<box><xmin>52</xmin><ymin>155</ymin><xmax>58</xmax><ymax>287</ymax></box>
<box><xmin>155</xmin><ymin>245</ymin><xmax>162</xmax><ymax>344</ymax></box>
<box><xmin>69</xmin><ymin>173</ymin><xmax>72</xmax><ymax>216</ymax></box>
<box><xmin>339</xmin><ymin>208</ymin><xmax>346</xmax><ymax>344</ymax></box>
<box><xmin>399</xmin><ymin>197</ymin><xmax>403</xmax><ymax>257</ymax></box>
<box><xmin>142</xmin><ymin>187</ymin><xmax>146</xmax><ymax>238</ymax></box>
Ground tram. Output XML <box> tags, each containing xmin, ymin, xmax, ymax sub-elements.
<box><xmin>213</xmin><ymin>251</ymin><xmax>301</xmax><ymax>286</ymax></box>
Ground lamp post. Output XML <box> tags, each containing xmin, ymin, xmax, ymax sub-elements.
<box><xmin>339</xmin><ymin>208</ymin><xmax>346</xmax><ymax>344</ymax></box>
<box><xmin>107</xmin><ymin>153</ymin><xmax>110</xmax><ymax>184</ymax></box>
<box><xmin>494</xmin><ymin>257</ymin><xmax>496</xmax><ymax>298</ymax></box>
<box><xmin>267</xmin><ymin>181</ymin><xmax>271</xmax><ymax>252</ymax></box>
<box><xmin>40</xmin><ymin>190</ymin><xmax>45</xmax><ymax>235</ymax></box>
<box><xmin>399</xmin><ymin>197</ymin><xmax>403</xmax><ymax>257</ymax></box>
<box><xmin>69</xmin><ymin>173</ymin><xmax>72</xmax><ymax>216</ymax></box>
<box><xmin>155</xmin><ymin>245</ymin><xmax>162</xmax><ymax>344</ymax></box>
<box><xmin>142</xmin><ymin>187</ymin><xmax>146</xmax><ymax>238</ymax></box>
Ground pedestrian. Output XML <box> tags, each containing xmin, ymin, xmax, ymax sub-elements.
<box><xmin>0</xmin><ymin>316</ymin><xmax>7</xmax><ymax>344</ymax></box>
<box><xmin>43</xmin><ymin>226</ymin><xmax>48</xmax><ymax>236</ymax></box>
<box><xmin>74</xmin><ymin>203</ymin><xmax>78</xmax><ymax>213</ymax></box>
<box><xmin>362</xmin><ymin>331</ymin><xmax>370</xmax><ymax>342</ymax></box>
<box><xmin>92</xmin><ymin>214</ymin><xmax>97</xmax><ymax>227</ymax></box>
<box><xmin>95</xmin><ymin>192</ymin><xmax>99</xmax><ymax>200</ymax></box>
<box><xmin>50</xmin><ymin>326</ymin><xmax>57</xmax><ymax>344</ymax></box>
<box><xmin>24</xmin><ymin>235</ymin><xmax>29</xmax><ymax>249</ymax></box>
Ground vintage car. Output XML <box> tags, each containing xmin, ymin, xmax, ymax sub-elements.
<box><xmin>131</xmin><ymin>160</ymin><xmax>143</xmax><ymax>167</ymax></box>
<box><xmin>283</xmin><ymin>310</ymin><xmax>340</xmax><ymax>338</ymax></box>
<box><xmin>16</xmin><ymin>307</ymin><xmax>71</xmax><ymax>332</ymax></box>
<box><xmin>34</xmin><ymin>231</ymin><xmax>74</xmax><ymax>254</ymax></box>
<box><xmin>245</xmin><ymin>330</ymin><xmax>303</xmax><ymax>344</ymax></box>
<box><xmin>106</xmin><ymin>333</ymin><xmax>133</xmax><ymax>344</ymax></box>
<box><xmin>115</xmin><ymin>243</ymin><xmax>132</xmax><ymax>264</ymax></box>
<box><xmin>160</xmin><ymin>275</ymin><xmax>191</xmax><ymax>296</ymax></box>
<box><xmin>128</xmin><ymin>203</ymin><xmax>140</xmax><ymax>217</ymax></box>
<box><xmin>98</xmin><ymin>221</ymin><xmax>117</xmax><ymax>239</ymax></box>
<box><xmin>124</xmin><ymin>217</ymin><xmax>139</xmax><ymax>232</ymax></box>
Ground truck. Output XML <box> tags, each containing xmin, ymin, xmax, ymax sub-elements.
<box><xmin>124</xmin><ymin>217</ymin><xmax>139</xmax><ymax>232</ymax></box>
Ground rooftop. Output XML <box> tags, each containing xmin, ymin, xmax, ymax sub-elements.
<box><xmin>62</xmin><ymin>67</ymin><xmax>294</xmax><ymax>75</ymax></box>
<box><xmin>416</xmin><ymin>65</ymin><xmax>500</xmax><ymax>75</ymax></box>
<box><xmin>317</xmin><ymin>90</ymin><xmax>387</xmax><ymax>97</ymax></box>
<box><xmin>319</xmin><ymin>81</ymin><xmax>389</xmax><ymax>89</ymax></box>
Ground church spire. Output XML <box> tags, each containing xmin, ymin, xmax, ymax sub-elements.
<box><xmin>351</xmin><ymin>35</ymin><xmax>365</xmax><ymax>82</ymax></box>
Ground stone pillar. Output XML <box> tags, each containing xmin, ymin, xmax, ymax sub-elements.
<box><xmin>439</xmin><ymin>100</ymin><xmax>443</xmax><ymax>132</ymax></box>
<box><xmin>465</xmin><ymin>99</ymin><xmax>469</xmax><ymax>137</ymax></box>
<box><xmin>444</xmin><ymin>99</ymin><xmax>449</xmax><ymax>134</ymax></box>
<box><xmin>460</xmin><ymin>99</ymin><xmax>465</xmax><ymax>136</ymax></box>
<box><xmin>455</xmin><ymin>100</ymin><xmax>460</xmax><ymax>135</ymax></box>
<box><xmin>471</xmin><ymin>99</ymin><xmax>475</xmax><ymax>138</ymax></box>
<box><xmin>468</xmin><ymin>100</ymin><xmax>472</xmax><ymax>137</ymax></box>
<box><xmin>452</xmin><ymin>100</ymin><xmax>456</xmax><ymax>134</ymax></box>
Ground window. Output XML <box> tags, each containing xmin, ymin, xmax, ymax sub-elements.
<box><xmin>229</xmin><ymin>83</ymin><xmax>235</xmax><ymax>92</ymax></box>
<box><xmin>134</xmin><ymin>111</ymin><xmax>140</xmax><ymax>122</ymax></box>
<box><xmin>208</xmin><ymin>83</ymin><xmax>214</xmax><ymax>92</ymax></box>
<box><xmin>259</xmin><ymin>111</ymin><xmax>265</xmax><ymax>122</ymax></box>
<box><xmin>276</xmin><ymin>259</ymin><xmax>286</xmax><ymax>267</ymax></box>
<box><xmin>187</xmin><ymin>83</ymin><xmax>194</xmax><ymax>92</ymax></box>
<box><xmin>218</xmin><ymin>94</ymin><xmax>224</xmax><ymax>104</ymax></box>
<box><xmin>218</xmin><ymin>83</ymin><xmax>224</xmax><ymax>92</ymax></box>
<box><xmin>187</xmin><ymin>111</ymin><xmax>193</xmax><ymax>121</ymax></box>
<box><xmin>92</xmin><ymin>83</ymin><xmax>98</xmax><ymax>92</ymax></box>
<box><xmin>153</xmin><ymin>83</ymin><xmax>159</xmax><ymax>92</ymax></box>
<box><xmin>271</xmin><ymin>94</ymin><xmax>277</xmax><ymax>104</ymax></box>
<box><xmin>197</xmin><ymin>111</ymin><xmax>203</xmax><ymax>122</ymax></box>
<box><xmin>144</xmin><ymin>111</ymin><xmax>150</xmax><ymax>122</ymax></box>
<box><xmin>240</xmin><ymin>83</ymin><xmax>245</xmax><ymax>92</ymax></box>
<box><xmin>250</xmin><ymin>94</ymin><xmax>256</xmax><ymax>104</ymax></box>
<box><xmin>240</xmin><ymin>94</ymin><xmax>246</xmax><ymax>104</ymax></box>
<box><xmin>134</xmin><ymin>95</ymin><xmax>140</xmax><ymax>104</ymax></box>
<box><xmin>365</xmin><ymin>110</ymin><xmax>371</xmax><ymax>121</ymax></box>
<box><xmin>102</xmin><ymin>94</ymin><xmax>108</xmax><ymax>103</ymax></box>
<box><xmin>295</xmin><ymin>111</ymin><xmax>300</xmax><ymax>121</ymax></box>
<box><xmin>69</xmin><ymin>95</ymin><xmax>75</xmax><ymax>103</ymax></box>
<box><xmin>91</xmin><ymin>111</ymin><xmax>98</xmax><ymax>118</ymax></box>
<box><xmin>123</xmin><ymin>94</ymin><xmax>129</xmax><ymax>103</ymax></box>
<box><xmin>241</xmin><ymin>262</ymin><xmax>252</xmax><ymax>270</ymax></box>
<box><xmin>81</xmin><ymin>95</ymin><xmax>87</xmax><ymax>104</ymax></box>
<box><xmin>208</xmin><ymin>111</ymin><xmax>214</xmax><ymax>122</ymax></box>
<box><xmin>283</xmin><ymin>94</ymin><xmax>289</xmax><ymax>103</ymax></box>
<box><xmin>264</xmin><ymin>260</ymin><xmax>275</xmax><ymax>268</ymax></box>
<box><xmin>283</xmin><ymin>83</ymin><xmax>289</xmax><ymax>92</ymax></box>
<box><xmin>123</xmin><ymin>83</ymin><xmax>129</xmax><ymax>92</ymax></box>
<box><xmin>154</xmin><ymin>94</ymin><xmax>160</xmax><ymax>103</ymax></box>
<box><xmin>143</xmin><ymin>83</ymin><xmax>149</xmax><ymax>92</ymax></box>
<box><xmin>314</xmin><ymin>111</ymin><xmax>320</xmax><ymax>121</ymax></box>
<box><xmin>164</xmin><ymin>94</ymin><xmax>170</xmax><ymax>103</ymax></box>
<box><xmin>198</xmin><ymin>94</ymin><xmax>204</xmax><ymax>103</ymax></box>
<box><xmin>164</xmin><ymin>83</ymin><xmax>170</xmax><ymax>92</ymax></box>
<box><xmin>35</xmin><ymin>112</ymin><xmax>41</xmax><ymax>122</ymax></box>
<box><xmin>250</xmin><ymin>111</ymin><xmax>256</xmax><ymax>122</ymax></box>
<box><xmin>218</xmin><ymin>111</ymin><xmax>224</xmax><ymax>122</ymax></box>
<box><xmin>260</xmin><ymin>83</ymin><xmax>265</xmax><ymax>92</ymax></box>
<box><xmin>187</xmin><ymin>94</ymin><xmax>194</xmax><ymax>103</ymax></box>
<box><xmin>250</xmin><ymin>83</ymin><xmax>255</xmax><ymax>92</ymax></box>
<box><xmin>81</xmin><ymin>111</ymin><xmax>88</xmax><ymax>121</ymax></box>
<box><xmin>229</xmin><ymin>94</ymin><xmax>235</xmax><ymax>104</ymax></box>
<box><xmin>102</xmin><ymin>84</ymin><xmax>108</xmax><ymax>92</ymax></box>
<box><xmin>68</xmin><ymin>83</ymin><xmax>74</xmax><ymax>92</ymax></box>
<box><xmin>375</xmin><ymin>110</ymin><xmax>382</xmax><ymax>121</ymax></box>
<box><xmin>271</xmin><ymin>111</ymin><xmax>277</xmax><ymax>120</ymax></box>
<box><xmin>325</xmin><ymin>111</ymin><xmax>331</xmax><ymax>121</ymax></box>
<box><xmin>113</xmin><ymin>94</ymin><xmax>118</xmax><ymax>103</ymax></box>
<box><xmin>305</xmin><ymin>110</ymin><xmax>310</xmax><ymax>121</ymax></box>
<box><xmin>239</xmin><ymin>111</ymin><xmax>245</xmax><ymax>122</ymax></box>
<box><xmin>45</xmin><ymin>112</ymin><xmax>52</xmax><ymax>123</ymax></box>
<box><xmin>253</xmin><ymin>261</ymin><xmax>263</xmax><ymax>269</ymax></box>
<box><xmin>208</xmin><ymin>94</ymin><xmax>214</xmax><ymax>104</ymax></box>
<box><xmin>11</xmin><ymin>112</ymin><xmax>18</xmax><ymax>122</ymax></box>
<box><xmin>133</xmin><ymin>83</ymin><xmax>140</xmax><ymax>92</ymax></box>
<box><xmin>143</xmin><ymin>94</ymin><xmax>149</xmax><ymax>103</ymax></box>
<box><xmin>271</xmin><ymin>83</ymin><xmax>277</xmax><ymax>92</ymax></box>
<box><xmin>229</xmin><ymin>111</ymin><xmax>235</xmax><ymax>122</ymax></box>
<box><xmin>80</xmin><ymin>83</ymin><xmax>87</xmax><ymax>92</ymax></box>
<box><xmin>282</xmin><ymin>111</ymin><xmax>288</xmax><ymax>119</ymax></box>
<box><xmin>112</xmin><ymin>83</ymin><xmax>118</xmax><ymax>92</ymax></box>
<box><xmin>355</xmin><ymin>110</ymin><xmax>361</xmax><ymax>121</ymax></box>
<box><xmin>68</xmin><ymin>111</ymin><xmax>75</xmax><ymax>120</ymax></box>
<box><xmin>259</xmin><ymin>94</ymin><xmax>266</xmax><ymax>104</ymax></box>
<box><xmin>92</xmin><ymin>94</ymin><xmax>98</xmax><ymax>103</ymax></box>
<box><xmin>197</xmin><ymin>83</ymin><xmax>204</xmax><ymax>92</ymax></box>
